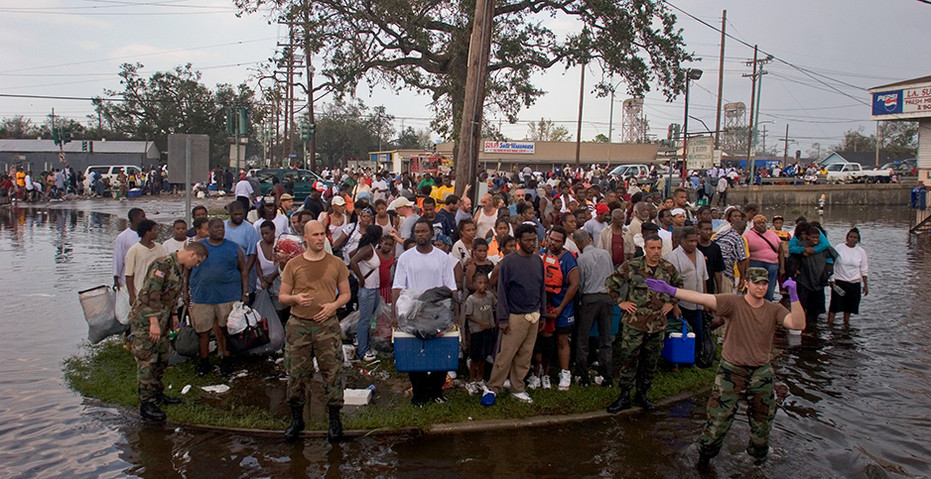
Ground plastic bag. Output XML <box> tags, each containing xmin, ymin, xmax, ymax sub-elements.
<box><xmin>245</xmin><ymin>289</ymin><xmax>285</xmax><ymax>355</ymax></box>
<box><xmin>396</xmin><ymin>287</ymin><xmax>455</xmax><ymax>340</ymax></box>
<box><xmin>173</xmin><ymin>314</ymin><xmax>200</xmax><ymax>358</ymax></box>
<box><xmin>227</xmin><ymin>301</ymin><xmax>248</xmax><ymax>334</ymax></box>
<box><xmin>371</xmin><ymin>298</ymin><xmax>393</xmax><ymax>353</ymax></box>
<box><xmin>696</xmin><ymin>312</ymin><xmax>717</xmax><ymax>368</ymax></box>
<box><xmin>79</xmin><ymin>285</ymin><xmax>127</xmax><ymax>344</ymax></box>
<box><xmin>340</xmin><ymin>310</ymin><xmax>360</xmax><ymax>341</ymax></box>
<box><xmin>115</xmin><ymin>287</ymin><xmax>132</xmax><ymax>325</ymax></box>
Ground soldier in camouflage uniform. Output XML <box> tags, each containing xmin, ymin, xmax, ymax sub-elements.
<box><xmin>642</xmin><ymin>267</ymin><xmax>806</xmax><ymax>468</ymax></box>
<box><xmin>605</xmin><ymin>235</ymin><xmax>682</xmax><ymax>413</ymax></box>
<box><xmin>130</xmin><ymin>242</ymin><xmax>207</xmax><ymax>422</ymax></box>
<box><xmin>278</xmin><ymin>220</ymin><xmax>351</xmax><ymax>441</ymax></box>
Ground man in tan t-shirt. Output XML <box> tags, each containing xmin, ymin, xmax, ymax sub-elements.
<box><xmin>645</xmin><ymin>267</ymin><xmax>805</xmax><ymax>469</ymax></box>
<box><xmin>279</xmin><ymin>220</ymin><xmax>350</xmax><ymax>442</ymax></box>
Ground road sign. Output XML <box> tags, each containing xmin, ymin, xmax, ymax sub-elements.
<box><xmin>686</xmin><ymin>136</ymin><xmax>714</xmax><ymax>170</ymax></box>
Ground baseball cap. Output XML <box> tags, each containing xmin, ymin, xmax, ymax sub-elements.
<box><xmin>595</xmin><ymin>203</ymin><xmax>610</xmax><ymax>215</ymax></box>
<box><xmin>746</xmin><ymin>267</ymin><xmax>769</xmax><ymax>284</ymax></box>
<box><xmin>331</xmin><ymin>195</ymin><xmax>346</xmax><ymax>206</ymax></box>
<box><xmin>280</xmin><ymin>193</ymin><xmax>294</xmax><ymax>201</ymax></box>
<box><xmin>388</xmin><ymin>196</ymin><xmax>414</xmax><ymax>211</ymax></box>
<box><xmin>313</xmin><ymin>181</ymin><xmax>327</xmax><ymax>192</ymax></box>
<box><xmin>670</xmin><ymin>208</ymin><xmax>686</xmax><ymax>216</ymax></box>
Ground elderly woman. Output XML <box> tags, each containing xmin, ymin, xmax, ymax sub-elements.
<box><xmin>743</xmin><ymin>214</ymin><xmax>783</xmax><ymax>300</ymax></box>
<box><xmin>828</xmin><ymin>228</ymin><xmax>869</xmax><ymax>324</ymax></box>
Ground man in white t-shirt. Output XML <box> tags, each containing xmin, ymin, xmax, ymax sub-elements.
<box><xmin>234</xmin><ymin>174</ymin><xmax>254</xmax><ymax>211</ymax></box>
<box><xmin>125</xmin><ymin>219</ymin><xmax>168</xmax><ymax>304</ymax></box>
<box><xmin>392</xmin><ymin>218</ymin><xmax>458</xmax><ymax>405</ymax></box>
<box><xmin>371</xmin><ymin>172</ymin><xmax>389</xmax><ymax>202</ymax></box>
<box><xmin>114</xmin><ymin>208</ymin><xmax>147</xmax><ymax>289</ymax></box>
<box><xmin>162</xmin><ymin>219</ymin><xmax>189</xmax><ymax>254</ymax></box>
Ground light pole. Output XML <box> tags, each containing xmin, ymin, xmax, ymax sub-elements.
<box><xmin>679</xmin><ymin>68</ymin><xmax>703</xmax><ymax>192</ymax></box>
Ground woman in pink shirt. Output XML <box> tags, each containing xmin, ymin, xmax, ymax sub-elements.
<box><xmin>743</xmin><ymin>214</ymin><xmax>783</xmax><ymax>300</ymax></box>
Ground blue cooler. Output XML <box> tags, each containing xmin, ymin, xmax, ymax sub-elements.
<box><xmin>127</xmin><ymin>188</ymin><xmax>142</xmax><ymax>198</ymax></box>
<box><xmin>661</xmin><ymin>318</ymin><xmax>696</xmax><ymax>364</ymax></box>
<box><xmin>392</xmin><ymin>330</ymin><xmax>460</xmax><ymax>372</ymax></box>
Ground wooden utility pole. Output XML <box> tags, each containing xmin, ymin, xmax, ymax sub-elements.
<box><xmin>782</xmin><ymin>124</ymin><xmax>789</xmax><ymax>168</ymax></box>
<box><xmin>744</xmin><ymin>45</ymin><xmax>758</xmax><ymax>176</ymax></box>
<box><xmin>575</xmin><ymin>64</ymin><xmax>585</xmax><ymax>168</ymax></box>
<box><xmin>303</xmin><ymin>3</ymin><xmax>317</xmax><ymax>171</ymax></box>
<box><xmin>454</xmin><ymin>0</ymin><xmax>495</xmax><ymax>198</ymax></box>
<box><xmin>713</xmin><ymin>10</ymin><xmax>726</xmax><ymax>149</ymax></box>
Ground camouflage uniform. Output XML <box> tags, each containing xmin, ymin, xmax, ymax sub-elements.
<box><xmin>605</xmin><ymin>256</ymin><xmax>682</xmax><ymax>393</ymax></box>
<box><xmin>285</xmin><ymin>316</ymin><xmax>344</xmax><ymax>408</ymax></box>
<box><xmin>129</xmin><ymin>252</ymin><xmax>184</xmax><ymax>403</ymax></box>
<box><xmin>699</xmin><ymin>360</ymin><xmax>776</xmax><ymax>459</ymax></box>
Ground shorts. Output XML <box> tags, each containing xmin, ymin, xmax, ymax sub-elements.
<box><xmin>555</xmin><ymin>324</ymin><xmax>573</xmax><ymax>335</ymax></box>
<box><xmin>469</xmin><ymin>328</ymin><xmax>496</xmax><ymax>363</ymax></box>
<box><xmin>189</xmin><ymin>301</ymin><xmax>235</xmax><ymax>333</ymax></box>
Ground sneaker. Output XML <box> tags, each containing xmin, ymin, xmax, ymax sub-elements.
<box><xmin>512</xmin><ymin>391</ymin><xmax>533</xmax><ymax>404</ymax></box>
<box><xmin>362</xmin><ymin>351</ymin><xmax>377</xmax><ymax>362</ymax></box>
<box><xmin>503</xmin><ymin>379</ymin><xmax>511</xmax><ymax>390</ymax></box>
<box><xmin>432</xmin><ymin>395</ymin><xmax>448</xmax><ymax>404</ymax></box>
<box><xmin>558</xmin><ymin>370</ymin><xmax>571</xmax><ymax>391</ymax></box>
<box><xmin>526</xmin><ymin>374</ymin><xmax>541</xmax><ymax>390</ymax></box>
<box><xmin>480</xmin><ymin>387</ymin><xmax>496</xmax><ymax>407</ymax></box>
<box><xmin>464</xmin><ymin>382</ymin><xmax>480</xmax><ymax>395</ymax></box>
<box><xmin>195</xmin><ymin>359</ymin><xmax>210</xmax><ymax>377</ymax></box>
<box><xmin>541</xmin><ymin>375</ymin><xmax>552</xmax><ymax>389</ymax></box>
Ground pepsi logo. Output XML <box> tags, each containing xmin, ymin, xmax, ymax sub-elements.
<box><xmin>877</xmin><ymin>93</ymin><xmax>898</xmax><ymax>112</ymax></box>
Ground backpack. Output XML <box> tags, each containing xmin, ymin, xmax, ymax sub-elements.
<box><xmin>542</xmin><ymin>253</ymin><xmax>563</xmax><ymax>294</ymax></box>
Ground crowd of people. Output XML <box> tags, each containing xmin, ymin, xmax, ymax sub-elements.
<box><xmin>1</xmin><ymin>164</ymin><xmax>172</xmax><ymax>201</ymax></box>
<box><xmin>116</xmin><ymin>164</ymin><xmax>870</xmax><ymax>464</ymax></box>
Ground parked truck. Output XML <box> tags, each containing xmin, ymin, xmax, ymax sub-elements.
<box><xmin>823</xmin><ymin>162</ymin><xmax>894</xmax><ymax>184</ymax></box>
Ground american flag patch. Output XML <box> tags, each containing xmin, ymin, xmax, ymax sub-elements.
<box><xmin>154</xmin><ymin>270</ymin><xmax>165</xmax><ymax>278</ymax></box>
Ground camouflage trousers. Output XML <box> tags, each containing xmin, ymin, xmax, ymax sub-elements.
<box><xmin>285</xmin><ymin>316</ymin><xmax>344</xmax><ymax>408</ymax></box>
<box><xmin>131</xmin><ymin>319</ymin><xmax>170</xmax><ymax>403</ymax></box>
<box><xmin>699</xmin><ymin>360</ymin><xmax>776</xmax><ymax>459</ymax></box>
<box><xmin>616</xmin><ymin>323</ymin><xmax>664</xmax><ymax>393</ymax></box>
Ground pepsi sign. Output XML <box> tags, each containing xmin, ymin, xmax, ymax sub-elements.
<box><xmin>872</xmin><ymin>90</ymin><xmax>903</xmax><ymax>115</ymax></box>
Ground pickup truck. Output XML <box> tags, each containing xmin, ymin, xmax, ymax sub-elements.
<box><xmin>608</xmin><ymin>164</ymin><xmax>651</xmax><ymax>181</ymax></box>
<box><xmin>824</xmin><ymin>162</ymin><xmax>894</xmax><ymax>184</ymax></box>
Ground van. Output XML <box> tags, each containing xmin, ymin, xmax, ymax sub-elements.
<box><xmin>83</xmin><ymin>165</ymin><xmax>142</xmax><ymax>183</ymax></box>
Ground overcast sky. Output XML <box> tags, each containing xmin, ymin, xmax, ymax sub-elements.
<box><xmin>2</xmin><ymin>0</ymin><xmax>929</xmax><ymax>157</ymax></box>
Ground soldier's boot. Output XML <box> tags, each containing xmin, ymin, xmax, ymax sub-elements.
<box><xmin>327</xmin><ymin>406</ymin><xmax>343</xmax><ymax>442</ymax></box>
<box><xmin>635</xmin><ymin>378</ymin><xmax>655</xmax><ymax>411</ymax></box>
<box><xmin>606</xmin><ymin>389</ymin><xmax>631</xmax><ymax>414</ymax></box>
<box><xmin>140</xmin><ymin>401</ymin><xmax>166</xmax><ymax>422</ymax></box>
<box><xmin>156</xmin><ymin>393</ymin><xmax>181</xmax><ymax>405</ymax></box>
<box><xmin>284</xmin><ymin>405</ymin><xmax>305</xmax><ymax>441</ymax></box>
<box><xmin>696</xmin><ymin>452</ymin><xmax>713</xmax><ymax>471</ymax></box>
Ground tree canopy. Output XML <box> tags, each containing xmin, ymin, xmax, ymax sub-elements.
<box><xmin>235</xmin><ymin>0</ymin><xmax>693</xmax><ymax>140</ymax></box>
<box><xmin>831</xmin><ymin>122</ymin><xmax>918</xmax><ymax>156</ymax></box>
<box><xmin>526</xmin><ymin>118</ymin><xmax>571</xmax><ymax>141</ymax></box>
<box><xmin>313</xmin><ymin>98</ymin><xmax>395</xmax><ymax>168</ymax></box>
<box><xmin>92</xmin><ymin>63</ymin><xmax>263</xmax><ymax>167</ymax></box>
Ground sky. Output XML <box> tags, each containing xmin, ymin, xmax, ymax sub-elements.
<box><xmin>2</xmin><ymin>0</ymin><xmax>929</xmax><ymax>158</ymax></box>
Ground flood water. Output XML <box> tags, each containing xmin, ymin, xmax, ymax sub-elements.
<box><xmin>0</xmin><ymin>201</ymin><xmax>929</xmax><ymax>478</ymax></box>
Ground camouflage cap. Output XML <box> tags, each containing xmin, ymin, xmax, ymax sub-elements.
<box><xmin>746</xmin><ymin>267</ymin><xmax>770</xmax><ymax>283</ymax></box>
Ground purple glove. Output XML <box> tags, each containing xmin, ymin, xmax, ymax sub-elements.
<box><xmin>782</xmin><ymin>278</ymin><xmax>799</xmax><ymax>303</ymax></box>
<box><xmin>645</xmin><ymin>278</ymin><xmax>677</xmax><ymax>297</ymax></box>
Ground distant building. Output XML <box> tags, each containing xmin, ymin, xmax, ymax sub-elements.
<box><xmin>0</xmin><ymin>139</ymin><xmax>160</xmax><ymax>174</ymax></box>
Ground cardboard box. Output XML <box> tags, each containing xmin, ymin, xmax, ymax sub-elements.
<box><xmin>343</xmin><ymin>388</ymin><xmax>373</xmax><ymax>406</ymax></box>
<box><xmin>392</xmin><ymin>330</ymin><xmax>460</xmax><ymax>372</ymax></box>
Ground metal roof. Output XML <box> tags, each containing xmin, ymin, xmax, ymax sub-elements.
<box><xmin>870</xmin><ymin>75</ymin><xmax>931</xmax><ymax>92</ymax></box>
<box><xmin>0</xmin><ymin>139</ymin><xmax>159</xmax><ymax>157</ymax></box>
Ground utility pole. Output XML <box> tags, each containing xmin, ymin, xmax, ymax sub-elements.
<box><xmin>454</xmin><ymin>0</ymin><xmax>495</xmax><ymax>199</ymax></box>
<box><xmin>875</xmin><ymin>121</ymin><xmax>882</xmax><ymax>167</ymax></box>
<box><xmin>744</xmin><ymin>46</ymin><xmax>758</xmax><ymax>180</ymax></box>
<box><xmin>779</xmin><ymin>124</ymin><xmax>792</xmax><ymax>168</ymax></box>
<box><xmin>303</xmin><ymin>2</ymin><xmax>317</xmax><ymax>171</ymax></box>
<box><xmin>713</xmin><ymin>10</ymin><xmax>726</xmax><ymax>150</ymax></box>
<box><xmin>575</xmin><ymin>64</ymin><xmax>585</xmax><ymax>168</ymax></box>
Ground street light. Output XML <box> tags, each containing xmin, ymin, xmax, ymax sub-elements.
<box><xmin>674</xmin><ymin>68</ymin><xmax>703</xmax><ymax>196</ymax></box>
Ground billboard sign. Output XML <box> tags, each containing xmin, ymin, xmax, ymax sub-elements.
<box><xmin>686</xmin><ymin>136</ymin><xmax>714</xmax><ymax>170</ymax></box>
<box><xmin>483</xmin><ymin>141</ymin><xmax>535</xmax><ymax>154</ymax></box>
<box><xmin>871</xmin><ymin>82</ymin><xmax>931</xmax><ymax>119</ymax></box>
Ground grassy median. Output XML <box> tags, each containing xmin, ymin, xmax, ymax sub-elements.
<box><xmin>64</xmin><ymin>337</ymin><xmax>716</xmax><ymax>432</ymax></box>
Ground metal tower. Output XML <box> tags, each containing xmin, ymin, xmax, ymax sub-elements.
<box><xmin>622</xmin><ymin>98</ymin><xmax>648</xmax><ymax>143</ymax></box>
<box><xmin>722</xmin><ymin>102</ymin><xmax>746</xmax><ymax>153</ymax></box>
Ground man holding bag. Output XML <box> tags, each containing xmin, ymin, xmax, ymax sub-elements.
<box><xmin>131</xmin><ymin>243</ymin><xmax>207</xmax><ymax>422</ymax></box>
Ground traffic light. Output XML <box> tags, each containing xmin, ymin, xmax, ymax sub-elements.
<box><xmin>52</xmin><ymin>127</ymin><xmax>61</xmax><ymax>146</ymax></box>
<box><xmin>89</xmin><ymin>140</ymin><xmax>93</xmax><ymax>153</ymax></box>
<box><xmin>300</xmin><ymin>122</ymin><xmax>309</xmax><ymax>141</ymax></box>
<box><xmin>308</xmin><ymin>123</ymin><xmax>315</xmax><ymax>140</ymax></box>
<box><xmin>671</xmin><ymin>123</ymin><xmax>681</xmax><ymax>142</ymax></box>
<box><xmin>667</xmin><ymin>124</ymin><xmax>673</xmax><ymax>140</ymax></box>
<box><xmin>238</xmin><ymin>108</ymin><xmax>248</xmax><ymax>136</ymax></box>
<box><xmin>82</xmin><ymin>140</ymin><xmax>88</xmax><ymax>152</ymax></box>
<box><xmin>63</xmin><ymin>129</ymin><xmax>73</xmax><ymax>144</ymax></box>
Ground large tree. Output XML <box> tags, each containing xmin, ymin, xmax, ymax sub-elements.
<box><xmin>526</xmin><ymin>118</ymin><xmax>571</xmax><ymax>142</ymax></box>
<box><xmin>235</xmin><ymin>0</ymin><xmax>692</xmax><ymax>140</ymax></box>
<box><xmin>92</xmin><ymin>63</ymin><xmax>264</xmax><ymax>167</ymax></box>
<box><xmin>313</xmin><ymin>98</ymin><xmax>395</xmax><ymax>168</ymax></box>
<box><xmin>831</xmin><ymin>122</ymin><xmax>918</xmax><ymax>156</ymax></box>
